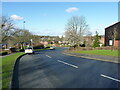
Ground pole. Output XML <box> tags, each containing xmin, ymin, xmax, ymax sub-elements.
<box><xmin>23</xmin><ymin>21</ymin><xmax>25</xmax><ymax>30</ymax></box>
<box><xmin>30</xmin><ymin>39</ymin><xmax>33</xmax><ymax>49</ymax></box>
<box><xmin>23</xmin><ymin>21</ymin><xmax>25</xmax><ymax>49</ymax></box>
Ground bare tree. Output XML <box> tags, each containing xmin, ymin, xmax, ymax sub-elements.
<box><xmin>112</xmin><ymin>27</ymin><xmax>117</xmax><ymax>50</ymax></box>
<box><xmin>13</xmin><ymin>29</ymin><xmax>33</xmax><ymax>49</ymax></box>
<box><xmin>0</xmin><ymin>16</ymin><xmax>15</xmax><ymax>43</ymax></box>
<box><xmin>64</xmin><ymin>16</ymin><xmax>89</xmax><ymax>46</ymax></box>
<box><xmin>113</xmin><ymin>27</ymin><xmax>117</xmax><ymax>43</ymax></box>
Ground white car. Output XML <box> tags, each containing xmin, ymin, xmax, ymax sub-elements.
<box><xmin>50</xmin><ymin>46</ymin><xmax>55</xmax><ymax>50</ymax></box>
<box><xmin>25</xmin><ymin>47</ymin><xmax>34</xmax><ymax>54</ymax></box>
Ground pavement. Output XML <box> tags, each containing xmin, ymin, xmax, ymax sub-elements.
<box><xmin>63</xmin><ymin>51</ymin><xmax>120</xmax><ymax>64</ymax></box>
<box><xmin>12</xmin><ymin>47</ymin><xmax>120</xmax><ymax>88</ymax></box>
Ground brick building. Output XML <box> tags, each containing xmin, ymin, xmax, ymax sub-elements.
<box><xmin>83</xmin><ymin>35</ymin><xmax>105</xmax><ymax>46</ymax></box>
<box><xmin>99</xmin><ymin>35</ymin><xmax>105</xmax><ymax>44</ymax></box>
<box><xmin>105</xmin><ymin>22</ymin><xmax>120</xmax><ymax>46</ymax></box>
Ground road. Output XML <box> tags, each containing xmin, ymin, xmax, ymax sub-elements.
<box><xmin>12</xmin><ymin>47</ymin><xmax>120</xmax><ymax>88</ymax></box>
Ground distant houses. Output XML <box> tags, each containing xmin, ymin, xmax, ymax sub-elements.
<box><xmin>105</xmin><ymin>21</ymin><xmax>120</xmax><ymax>47</ymax></box>
<box><xmin>83</xmin><ymin>35</ymin><xmax>105</xmax><ymax>47</ymax></box>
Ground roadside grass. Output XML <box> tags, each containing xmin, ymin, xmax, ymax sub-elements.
<box><xmin>2</xmin><ymin>52</ymin><xmax>25</xmax><ymax>88</ymax></box>
<box><xmin>72</xmin><ymin>50</ymin><xmax>119</xmax><ymax>57</ymax></box>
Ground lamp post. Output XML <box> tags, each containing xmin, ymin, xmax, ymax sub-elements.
<box><xmin>23</xmin><ymin>21</ymin><xmax>25</xmax><ymax>30</ymax></box>
<box><xmin>22</xmin><ymin>20</ymin><xmax>26</xmax><ymax>49</ymax></box>
<box><xmin>30</xmin><ymin>39</ymin><xmax>33</xmax><ymax>49</ymax></box>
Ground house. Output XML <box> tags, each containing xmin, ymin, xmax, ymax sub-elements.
<box><xmin>83</xmin><ymin>36</ymin><xmax>94</xmax><ymax>46</ymax></box>
<box><xmin>105</xmin><ymin>22</ymin><xmax>120</xmax><ymax>47</ymax></box>
<box><xmin>99</xmin><ymin>35</ymin><xmax>105</xmax><ymax>44</ymax></box>
<box><xmin>83</xmin><ymin>35</ymin><xmax>105</xmax><ymax>46</ymax></box>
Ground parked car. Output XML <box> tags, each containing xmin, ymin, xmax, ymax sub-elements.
<box><xmin>50</xmin><ymin>46</ymin><xmax>55</xmax><ymax>50</ymax></box>
<box><xmin>45</xmin><ymin>46</ymin><xmax>50</xmax><ymax>48</ymax></box>
<box><xmin>25</xmin><ymin>47</ymin><xmax>34</xmax><ymax>54</ymax></box>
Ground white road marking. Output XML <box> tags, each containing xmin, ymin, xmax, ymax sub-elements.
<box><xmin>101</xmin><ymin>74</ymin><xmax>120</xmax><ymax>83</ymax></box>
<box><xmin>46</xmin><ymin>55</ymin><xmax>52</xmax><ymax>58</ymax></box>
<box><xmin>57</xmin><ymin>60</ymin><xmax>78</xmax><ymax>69</ymax></box>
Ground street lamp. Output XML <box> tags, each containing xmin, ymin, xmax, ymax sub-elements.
<box><xmin>23</xmin><ymin>21</ymin><xmax>25</xmax><ymax>30</ymax></box>
<box><xmin>30</xmin><ymin>39</ymin><xmax>33</xmax><ymax>48</ymax></box>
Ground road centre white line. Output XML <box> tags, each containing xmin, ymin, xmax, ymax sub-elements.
<box><xmin>46</xmin><ymin>55</ymin><xmax>52</xmax><ymax>58</ymax></box>
<box><xmin>57</xmin><ymin>60</ymin><xmax>79</xmax><ymax>69</ymax></box>
<box><xmin>101</xmin><ymin>74</ymin><xmax>120</xmax><ymax>83</ymax></box>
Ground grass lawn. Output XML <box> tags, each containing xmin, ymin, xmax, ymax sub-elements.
<box><xmin>72</xmin><ymin>50</ymin><xmax>119</xmax><ymax>57</ymax></box>
<box><xmin>1</xmin><ymin>52</ymin><xmax>25</xmax><ymax>88</ymax></box>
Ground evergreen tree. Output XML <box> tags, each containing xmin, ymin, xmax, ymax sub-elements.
<box><xmin>93</xmin><ymin>31</ymin><xmax>100</xmax><ymax>48</ymax></box>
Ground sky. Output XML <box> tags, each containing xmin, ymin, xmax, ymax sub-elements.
<box><xmin>1</xmin><ymin>0</ymin><xmax>120</xmax><ymax>2</ymax></box>
<box><xmin>2</xmin><ymin>2</ymin><xmax>118</xmax><ymax>36</ymax></box>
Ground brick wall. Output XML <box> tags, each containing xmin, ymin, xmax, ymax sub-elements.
<box><xmin>114</xmin><ymin>40</ymin><xmax>120</xmax><ymax>47</ymax></box>
<box><xmin>105</xmin><ymin>22</ymin><xmax>120</xmax><ymax>46</ymax></box>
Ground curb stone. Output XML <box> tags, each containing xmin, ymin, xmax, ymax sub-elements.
<box><xmin>62</xmin><ymin>52</ymin><xmax>120</xmax><ymax>64</ymax></box>
<box><xmin>9</xmin><ymin>53</ymin><xmax>27</xmax><ymax>89</ymax></box>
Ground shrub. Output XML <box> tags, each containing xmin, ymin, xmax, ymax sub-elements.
<box><xmin>19</xmin><ymin>49</ymin><xmax>25</xmax><ymax>52</ymax></box>
<box><xmin>1</xmin><ymin>51</ymin><xmax>8</xmax><ymax>56</ymax></box>
<box><xmin>9</xmin><ymin>48</ymin><xmax>17</xmax><ymax>52</ymax></box>
<box><xmin>0</xmin><ymin>50</ymin><xmax>11</xmax><ymax>56</ymax></box>
<box><xmin>33</xmin><ymin>45</ymin><xmax>44</xmax><ymax>49</ymax></box>
<box><xmin>93</xmin><ymin>31</ymin><xmax>100</xmax><ymax>48</ymax></box>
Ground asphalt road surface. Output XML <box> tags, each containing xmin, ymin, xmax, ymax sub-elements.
<box><xmin>12</xmin><ymin>47</ymin><xmax>120</xmax><ymax>88</ymax></box>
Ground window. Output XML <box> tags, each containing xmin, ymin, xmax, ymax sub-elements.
<box><xmin>109</xmin><ymin>40</ymin><xmax>113</xmax><ymax>45</ymax></box>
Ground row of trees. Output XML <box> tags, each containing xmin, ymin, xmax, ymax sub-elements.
<box><xmin>0</xmin><ymin>16</ymin><xmax>64</xmax><ymax>49</ymax></box>
<box><xmin>0</xmin><ymin>16</ymin><xmax>40</xmax><ymax>49</ymax></box>
<box><xmin>1</xmin><ymin>15</ymin><xmax>101</xmax><ymax>49</ymax></box>
<box><xmin>64</xmin><ymin>16</ymin><xmax>100</xmax><ymax>47</ymax></box>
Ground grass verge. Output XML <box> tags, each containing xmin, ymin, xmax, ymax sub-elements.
<box><xmin>72</xmin><ymin>50</ymin><xmax>119</xmax><ymax>57</ymax></box>
<box><xmin>2</xmin><ymin>52</ymin><xmax>25</xmax><ymax>88</ymax></box>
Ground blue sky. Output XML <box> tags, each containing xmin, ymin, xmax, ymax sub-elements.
<box><xmin>2</xmin><ymin>2</ymin><xmax>118</xmax><ymax>36</ymax></box>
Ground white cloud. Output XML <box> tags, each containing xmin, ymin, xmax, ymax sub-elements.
<box><xmin>66</xmin><ymin>7</ymin><xmax>79</xmax><ymax>13</ymax></box>
<box><xmin>10</xmin><ymin>15</ymin><xmax>24</xmax><ymax>20</ymax></box>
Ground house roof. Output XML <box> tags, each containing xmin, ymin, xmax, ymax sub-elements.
<box><xmin>105</xmin><ymin>21</ymin><xmax>120</xmax><ymax>29</ymax></box>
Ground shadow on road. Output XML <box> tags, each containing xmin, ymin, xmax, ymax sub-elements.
<box><xmin>11</xmin><ymin>56</ymin><xmax>20</xmax><ymax>88</ymax></box>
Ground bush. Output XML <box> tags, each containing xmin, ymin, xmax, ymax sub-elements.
<box><xmin>1</xmin><ymin>51</ymin><xmax>8</xmax><ymax>56</ymax></box>
<box><xmin>45</xmin><ymin>46</ymin><xmax>50</xmax><ymax>48</ymax></box>
<box><xmin>0</xmin><ymin>50</ymin><xmax>11</xmax><ymax>56</ymax></box>
<box><xmin>19</xmin><ymin>49</ymin><xmax>25</xmax><ymax>52</ymax></box>
<box><xmin>9</xmin><ymin>48</ymin><xmax>17</xmax><ymax>52</ymax></box>
<box><xmin>80</xmin><ymin>44</ymin><xmax>85</xmax><ymax>47</ymax></box>
<box><xmin>93</xmin><ymin>31</ymin><xmax>100</xmax><ymax>48</ymax></box>
<box><xmin>33</xmin><ymin>45</ymin><xmax>44</xmax><ymax>49</ymax></box>
<box><xmin>102</xmin><ymin>44</ymin><xmax>104</xmax><ymax>47</ymax></box>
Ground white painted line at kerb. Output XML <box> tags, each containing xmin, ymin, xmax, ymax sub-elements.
<box><xmin>46</xmin><ymin>55</ymin><xmax>52</xmax><ymax>58</ymax></box>
<box><xmin>57</xmin><ymin>60</ymin><xmax>79</xmax><ymax>69</ymax></box>
<box><xmin>101</xmin><ymin>74</ymin><xmax>120</xmax><ymax>83</ymax></box>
